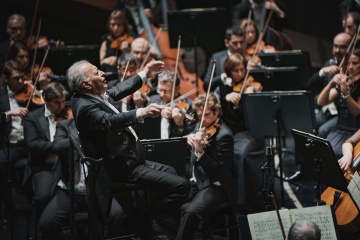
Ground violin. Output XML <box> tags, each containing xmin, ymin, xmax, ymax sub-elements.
<box><xmin>204</xmin><ymin>122</ymin><xmax>222</xmax><ymax>140</ymax></box>
<box><xmin>232</xmin><ymin>76</ymin><xmax>263</xmax><ymax>93</ymax></box>
<box><xmin>15</xmin><ymin>83</ymin><xmax>44</xmax><ymax>107</ymax></box>
<box><xmin>54</xmin><ymin>107</ymin><xmax>73</xmax><ymax>123</ymax></box>
<box><xmin>173</xmin><ymin>99</ymin><xmax>195</xmax><ymax>122</ymax></box>
<box><xmin>321</xmin><ymin>142</ymin><xmax>360</xmax><ymax>233</ymax></box>
<box><xmin>109</xmin><ymin>34</ymin><xmax>134</xmax><ymax>52</ymax></box>
<box><xmin>26</xmin><ymin>35</ymin><xmax>64</xmax><ymax>49</ymax></box>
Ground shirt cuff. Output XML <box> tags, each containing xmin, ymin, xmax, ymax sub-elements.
<box><xmin>138</xmin><ymin>71</ymin><xmax>147</xmax><ymax>84</ymax></box>
<box><xmin>136</xmin><ymin>108</ymin><xmax>144</xmax><ymax>123</ymax></box>
<box><xmin>319</xmin><ymin>68</ymin><xmax>324</xmax><ymax>77</ymax></box>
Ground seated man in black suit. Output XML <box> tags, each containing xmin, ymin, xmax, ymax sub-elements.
<box><xmin>66</xmin><ymin>59</ymin><xmax>191</xmax><ymax>238</ymax></box>
<box><xmin>38</xmin><ymin>118</ymin><xmax>125</xmax><ymax>239</ymax></box>
<box><xmin>203</xmin><ymin>25</ymin><xmax>245</xmax><ymax>91</ymax></box>
<box><xmin>176</xmin><ymin>92</ymin><xmax>236</xmax><ymax>240</ymax></box>
<box><xmin>23</xmin><ymin>82</ymin><xmax>69</xmax><ymax>215</ymax></box>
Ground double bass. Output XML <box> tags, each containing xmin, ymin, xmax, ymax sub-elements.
<box><xmin>321</xmin><ymin>142</ymin><xmax>360</xmax><ymax>233</ymax></box>
<box><xmin>137</xmin><ymin>0</ymin><xmax>204</xmax><ymax>100</ymax></box>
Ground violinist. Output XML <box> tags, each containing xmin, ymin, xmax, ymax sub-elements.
<box><xmin>344</xmin><ymin>12</ymin><xmax>360</xmax><ymax>48</ymax></box>
<box><xmin>239</xmin><ymin>18</ymin><xmax>276</xmax><ymax>58</ymax></box>
<box><xmin>317</xmin><ymin>48</ymin><xmax>360</xmax><ymax>159</ymax></box>
<box><xmin>0</xmin><ymin>60</ymin><xmax>30</xmax><ymax>219</ymax></box>
<box><xmin>0</xmin><ymin>14</ymin><xmax>27</xmax><ymax>70</ymax></box>
<box><xmin>177</xmin><ymin>92</ymin><xmax>236</xmax><ymax>240</ymax></box>
<box><xmin>23</xmin><ymin>82</ymin><xmax>69</xmax><ymax>215</ymax></box>
<box><xmin>131</xmin><ymin>37</ymin><xmax>157</xmax><ymax>69</ymax></box>
<box><xmin>7</xmin><ymin>42</ymin><xmax>52</xmax><ymax>89</ymax></box>
<box><xmin>149</xmin><ymin>70</ymin><xmax>196</xmax><ymax>138</ymax></box>
<box><xmin>114</xmin><ymin>53</ymin><xmax>147</xmax><ymax>111</ymax></box>
<box><xmin>214</xmin><ymin>53</ymin><xmax>266</xmax><ymax>214</ymax></box>
<box><xmin>307</xmin><ymin>32</ymin><xmax>351</xmax><ymax>139</ymax></box>
<box><xmin>203</xmin><ymin>25</ymin><xmax>246</xmax><ymax>88</ymax></box>
<box><xmin>100</xmin><ymin>9</ymin><xmax>135</xmax><ymax>73</ymax></box>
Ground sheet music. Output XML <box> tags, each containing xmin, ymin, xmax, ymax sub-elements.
<box><xmin>247</xmin><ymin>209</ymin><xmax>292</xmax><ymax>240</ymax></box>
<box><xmin>348</xmin><ymin>172</ymin><xmax>360</xmax><ymax>210</ymax></box>
<box><xmin>248</xmin><ymin>205</ymin><xmax>337</xmax><ymax>240</ymax></box>
<box><xmin>290</xmin><ymin>205</ymin><xmax>337</xmax><ymax>240</ymax></box>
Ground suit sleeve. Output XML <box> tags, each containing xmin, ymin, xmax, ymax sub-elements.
<box><xmin>107</xmin><ymin>74</ymin><xmax>143</xmax><ymax>101</ymax></box>
<box><xmin>52</xmin><ymin>121</ymin><xmax>71</xmax><ymax>154</ymax></box>
<box><xmin>24</xmin><ymin>114</ymin><xmax>53</xmax><ymax>160</ymax></box>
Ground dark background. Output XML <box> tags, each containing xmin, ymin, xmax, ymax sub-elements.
<box><xmin>0</xmin><ymin>0</ymin><xmax>343</xmax><ymax>73</ymax></box>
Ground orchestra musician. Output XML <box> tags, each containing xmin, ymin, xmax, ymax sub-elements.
<box><xmin>239</xmin><ymin>18</ymin><xmax>276</xmax><ymax>56</ymax></box>
<box><xmin>0</xmin><ymin>60</ymin><xmax>31</xmax><ymax>223</ymax></box>
<box><xmin>317</xmin><ymin>48</ymin><xmax>360</xmax><ymax>159</ymax></box>
<box><xmin>149</xmin><ymin>70</ymin><xmax>196</xmax><ymax>139</ymax></box>
<box><xmin>38</xmin><ymin>118</ymin><xmax>125</xmax><ymax>240</ymax></box>
<box><xmin>307</xmin><ymin>32</ymin><xmax>352</xmax><ymax>139</ymax></box>
<box><xmin>23</xmin><ymin>82</ymin><xmax>69</xmax><ymax>215</ymax></box>
<box><xmin>100</xmin><ymin>9</ymin><xmax>135</xmax><ymax>73</ymax></box>
<box><xmin>213</xmin><ymin>53</ymin><xmax>266</xmax><ymax>214</ymax></box>
<box><xmin>343</xmin><ymin>11</ymin><xmax>360</xmax><ymax>48</ymax></box>
<box><xmin>203</xmin><ymin>26</ymin><xmax>246</xmax><ymax>88</ymax></box>
<box><xmin>66</xmin><ymin>59</ymin><xmax>191</xmax><ymax>238</ymax></box>
<box><xmin>177</xmin><ymin>92</ymin><xmax>236</xmax><ymax>240</ymax></box>
<box><xmin>0</xmin><ymin>14</ymin><xmax>28</xmax><ymax>70</ymax></box>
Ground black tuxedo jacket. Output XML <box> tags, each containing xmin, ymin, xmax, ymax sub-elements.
<box><xmin>203</xmin><ymin>49</ymin><xmax>228</xmax><ymax>91</ymax></box>
<box><xmin>71</xmin><ymin>73</ymin><xmax>145</xmax><ymax>219</ymax></box>
<box><xmin>191</xmin><ymin>119</ymin><xmax>237</xmax><ymax>212</ymax></box>
<box><xmin>0</xmin><ymin>87</ymin><xmax>12</xmax><ymax>135</ymax></box>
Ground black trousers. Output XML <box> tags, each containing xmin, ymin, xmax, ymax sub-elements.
<box><xmin>39</xmin><ymin>187</ymin><xmax>125</xmax><ymax>240</ymax></box>
<box><xmin>176</xmin><ymin>184</ymin><xmax>228</xmax><ymax>240</ymax></box>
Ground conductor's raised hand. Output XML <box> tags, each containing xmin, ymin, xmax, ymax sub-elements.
<box><xmin>143</xmin><ymin>59</ymin><xmax>165</xmax><ymax>80</ymax></box>
<box><xmin>141</xmin><ymin>103</ymin><xmax>163</xmax><ymax>119</ymax></box>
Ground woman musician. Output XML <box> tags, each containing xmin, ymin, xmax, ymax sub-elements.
<box><xmin>318</xmin><ymin>48</ymin><xmax>360</xmax><ymax>160</ymax></box>
<box><xmin>213</xmin><ymin>53</ymin><xmax>266</xmax><ymax>214</ymax></box>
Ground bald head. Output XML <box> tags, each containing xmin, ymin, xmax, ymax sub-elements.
<box><xmin>287</xmin><ymin>219</ymin><xmax>321</xmax><ymax>240</ymax></box>
<box><xmin>333</xmin><ymin>32</ymin><xmax>352</xmax><ymax>63</ymax></box>
<box><xmin>131</xmin><ymin>37</ymin><xmax>150</xmax><ymax>65</ymax></box>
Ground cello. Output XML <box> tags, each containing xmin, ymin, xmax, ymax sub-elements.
<box><xmin>321</xmin><ymin>142</ymin><xmax>360</xmax><ymax>233</ymax></box>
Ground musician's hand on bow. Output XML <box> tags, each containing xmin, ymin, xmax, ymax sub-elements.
<box><xmin>225</xmin><ymin>92</ymin><xmax>241</xmax><ymax>105</ymax></box>
<box><xmin>161</xmin><ymin>106</ymin><xmax>173</xmax><ymax>119</ymax></box>
<box><xmin>322</xmin><ymin>65</ymin><xmax>339</xmax><ymax>76</ymax></box>
<box><xmin>193</xmin><ymin>131</ymin><xmax>206</xmax><ymax>155</ymax></box>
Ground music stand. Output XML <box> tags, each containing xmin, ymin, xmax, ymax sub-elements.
<box><xmin>255</xmin><ymin>50</ymin><xmax>312</xmax><ymax>90</ymax></box>
<box><xmin>242</xmin><ymin>91</ymin><xmax>316</xmax><ymax>208</ymax></box>
<box><xmin>167</xmin><ymin>8</ymin><xmax>228</xmax><ymax>83</ymax></box>
<box><xmin>141</xmin><ymin>137</ymin><xmax>187</xmax><ymax>177</ymax></box>
<box><xmin>249</xmin><ymin>67</ymin><xmax>301</xmax><ymax>91</ymax></box>
<box><xmin>291</xmin><ymin>129</ymin><xmax>349</xmax><ymax>204</ymax></box>
<box><xmin>36</xmin><ymin>45</ymin><xmax>100</xmax><ymax>75</ymax></box>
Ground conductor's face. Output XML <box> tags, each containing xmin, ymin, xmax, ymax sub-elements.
<box><xmin>80</xmin><ymin>63</ymin><xmax>107</xmax><ymax>95</ymax></box>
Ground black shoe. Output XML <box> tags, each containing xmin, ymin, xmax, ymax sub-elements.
<box><xmin>284</xmin><ymin>171</ymin><xmax>302</xmax><ymax>181</ymax></box>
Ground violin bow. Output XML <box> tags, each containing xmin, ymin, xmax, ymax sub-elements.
<box><xmin>140</xmin><ymin>28</ymin><xmax>163</xmax><ymax>70</ymax></box>
<box><xmin>28</xmin><ymin>0</ymin><xmax>40</xmax><ymax>47</ymax></box>
<box><xmin>242</xmin><ymin>10</ymin><xmax>252</xmax><ymax>55</ymax></box>
<box><xmin>239</xmin><ymin>7</ymin><xmax>273</xmax><ymax>96</ymax></box>
<box><xmin>199</xmin><ymin>60</ymin><xmax>216</xmax><ymax>130</ymax></box>
<box><xmin>120</xmin><ymin>60</ymin><xmax>130</xmax><ymax>83</ymax></box>
<box><xmin>338</xmin><ymin>32</ymin><xmax>356</xmax><ymax>73</ymax></box>
<box><xmin>30</xmin><ymin>17</ymin><xmax>42</xmax><ymax>85</ymax></box>
<box><xmin>170</xmin><ymin>35</ymin><xmax>181</xmax><ymax>105</ymax></box>
<box><xmin>345</xmin><ymin>25</ymin><xmax>360</xmax><ymax>76</ymax></box>
<box><xmin>164</xmin><ymin>87</ymin><xmax>198</xmax><ymax>107</ymax></box>
<box><xmin>26</xmin><ymin>45</ymin><xmax>50</xmax><ymax>109</ymax></box>
<box><xmin>271</xmin><ymin>194</ymin><xmax>286</xmax><ymax>239</ymax></box>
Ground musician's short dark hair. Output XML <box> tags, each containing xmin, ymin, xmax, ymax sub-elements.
<box><xmin>225</xmin><ymin>25</ymin><xmax>244</xmax><ymax>41</ymax></box>
<box><xmin>42</xmin><ymin>82</ymin><xmax>68</xmax><ymax>102</ymax></box>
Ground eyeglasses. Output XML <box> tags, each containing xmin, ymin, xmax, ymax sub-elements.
<box><xmin>156</xmin><ymin>88</ymin><xmax>172</xmax><ymax>95</ymax></box>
